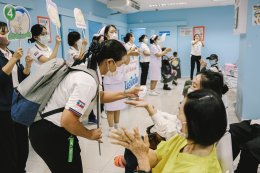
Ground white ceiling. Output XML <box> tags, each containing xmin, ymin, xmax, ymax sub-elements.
<box><xmin>97</xmin><ymin>0</ymin><xmax>234</xmax><ymax>12</ymax></box>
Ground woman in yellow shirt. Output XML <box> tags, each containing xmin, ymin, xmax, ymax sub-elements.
<box><xmin>110</xmin><ymin>89</ymin><xmax>227</xmax><ymax>173</ymax></box>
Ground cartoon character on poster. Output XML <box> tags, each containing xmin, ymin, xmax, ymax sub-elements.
<box><xmin>3</xmin><ymin>4</ymin><xmax>32</xmax><ymax>46</ymax></box>
<box><xmin>74</xmin><ymin>8</ymin><xmax>87</xmax><ymax>37</ymax></box>
<box><xmin>253</xmin><ymin>5</ymin><xmax>260</xmax><ymax>26</ymax></box>
<box><xmin>46</xmin><ymin>0</ymin><xmax>60</xmax><ymax>35</ymax></box>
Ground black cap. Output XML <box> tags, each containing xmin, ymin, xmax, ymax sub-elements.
<box><xmin>206</xmin><ymin>54</ymin><xmax>218</xmax><ymax>60</ymax></box>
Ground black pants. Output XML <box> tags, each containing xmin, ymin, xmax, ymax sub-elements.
<box><xmin>230</xmin><ymin>120</ymin><xmax>260</xmax><ymax>173</ymax></box>
<box><xmin>29</xmin><ymin>119</ymin><xmax>83</xmax><ymax>173</ymax></box>
<box><xmin>14</xmin><ymin>122</ymin><xmax>29</xmax><ymax>173</ymax></box>
<box><xmin>124</xmin><ymin>148</ymin><xmax>138</xmax><ymax>173</ymax></box>
<box><xmin>140</xmin><ymin>62</ymin><xmax>149</xmax><ymax>85</ymax></box>
<box><xmin>0</xmin><ymin>111</ymin><xmax>18</xmax><ymax>173</ymax></box>
<box><xmin>190</xmin><ymin>55</ymin><xmax>201</xmax><ymax>80</ymax></box>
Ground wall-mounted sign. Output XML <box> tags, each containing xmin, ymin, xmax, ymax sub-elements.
<box><xmin>37</xmin><ymin>16</ymin><xmax>52</xmax><ymax>43</ymax></box>
<box><xmin>193</xmin><ymin>26</ymin><xmax>205</xmax><ymax>41</ymax></box>
<box><xmin>159</xmin><ymin>31</ymin><xmax>170</xmax><ymax>36</ymax></box>
<box><xmin>180</xmin><ymin>27</ymin><xmax>192</xmax><ymax>36</ymax></box>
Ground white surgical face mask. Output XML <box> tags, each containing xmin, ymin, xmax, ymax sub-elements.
<box><xmin>106</xmin><ymin>60</ymin><xmax>118</xmax><ymax>76</ymax></box>
<box><xmin>109</xmin><ymin>33</ymin><xmax>118</xmax><ymax>40</ymax></box>
<box><xmin>209</xmin><ymin>59</ymin><xmax>217</xmax><ymax>66</ymax></box>
<box><xmin>76</xmin><ymin>39</ymin><xmax>82</xmax><ymax>49</ymax></box>
<box><xmin>143</xmin><ymin>38</ymin><xmax>148</xmax><ymax>44</ymax></box>
<box><xmin>38</xmin><ymin>35</ymin><xmax>49</xmax><ymax>45</ymax></box>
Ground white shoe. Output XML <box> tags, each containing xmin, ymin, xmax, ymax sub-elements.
<box><xmin>149</xmin><ymin>91</ymin><xmax>159</xmax><ymax>96</ymax></box>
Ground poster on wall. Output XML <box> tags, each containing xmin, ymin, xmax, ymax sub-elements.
<box><xmin>252</xmin><ymin>5</ymin><xmax>260</xmax><ymax>26</ymax></box>
<box><xmin>37</xmin><ymin>16</ymin><xmax>52</xmax><ymax>43</ymax></box>
<box><xmin>180</xmin><ymin>27</ymin><xmax>192</xmax><ymax>36</ymax></box>
<box><xmin>193</xmin><ymin>26</ymin><xmax>205</xmax><ymax>41</ymax></box>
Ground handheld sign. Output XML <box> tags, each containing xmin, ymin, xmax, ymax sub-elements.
<box><xmin>74</xmin><ymin>8</ymin><xmax>86</xmax><ymax>38</ymax></box>
<box><xmin>46</xmin><ymin>0</ymin><xmax>60</xmax><ymax>35</ymax></box>
<box><xmin>160</xmin><ymin>33</ymin><xmax>167</xmax><ymax>42</ymax></box>
<box><xmin>3</xmin><ymin>4</ymin><xmax>32</xmax><ymax>47</ymax></box>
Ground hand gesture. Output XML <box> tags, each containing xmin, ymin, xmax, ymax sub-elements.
<box><xmin>200</xmin><ymin>59</ymin><xmax>207</xmax><ymax>68</ymax></box>
<box><xmin>82</xmin><ymin>38</ymin><xmax>88</xmax><ymax>46</ymax></box>
<box><xmin>125</xmin><ymin>86</ymin><xmax>142</xmax><ymax>98</ymax></box>
<box><xmin>125</xmin><ymin>99</ymin><xmax>148</xmax><ymax>108</ymax></box>
<box><xmin>25</xmin><ymin>55</ymin><xmax>33</xmax><ymax>67</ymax></box>
<box><xmin>55</xmin><ymin>35</ymin><xmax>61</xmax><ymax>45</ymax></box>
<box><xmin>166</xmin><ymin>48</ymin><xmax>172</xmax><ymax>52</ymax></box>
<box><xmin>110</xmin><ymin>127</ymin><xmax>149</xmax><ymax>159</ymax></box>
<box><xmin>13</xmin><ymin>48</ymin><xmax>23</xmax><ymax>60</ymax></box>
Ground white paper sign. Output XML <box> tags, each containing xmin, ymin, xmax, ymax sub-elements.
<box><xmin>74</xmin><ymin>8</ymin><xmax>86</xmax><ymax>29</ymax></box>
<box><xmin>253</xmin><ymin>5</ymin><xmax>260</xmax><ymax>26</ymax></box>
<box><xmin>3</xmin><ymin>4</ymin><xmax>32</xmax><ymax>41</ymax></box>
<box><xmin>160</xmin><ymin>33</ymin><xmax>167</xmax><ymax>42</ymax></box>
<box><xmin>46</xmin><ymin>0</ymin><xmax>60</xmax><ymax>28</ymax></box>
<box><xmin>180</xmin><ymin>27</ymin><xmax>192</xmax><ymax>36</ymax></box>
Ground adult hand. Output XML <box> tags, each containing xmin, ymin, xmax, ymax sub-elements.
<box><xmin>200</xmin><ymin>59</ymin><xmax>207</xmax><ymax>68</ymax></box>
<box><xmin>110</xmin><ymin>127</ymin><xmax>150</xmax><ymax>159</ymax></box>
<box><xmin>125</xmin><ymin>99</ymin><xmax>149</xmax><ymax>108</ymax></box>
<box><xmin>12</xmin><ymin>48</ymin><xmax>23</xmax><ymax>61</ymax></box>
<box><xmin>166</xmin><ymin>48</ymin><xmax>172</xmax><ymax>52</ymax></box>
<box><xmin>25</xmin><ymin>55</ymin><xmax>33</xmax><ymax>67</ymax></box>
<box><xmin>125</xmin><ymin>86</ymin><xmax>142</xmax><ymax>98</ymax></box>
<box><xmin>55</xmin><ymin>35</ymin><xmax>61</xmax><ymax>45</ymax></box>
<box><xmin>88</xmin><ymin>128</ymin><xmax>102</xmax><ymax>142</ymax></box>
<box><xmin>82</xmin><ymin>38</ymin><xmax>88</xmax><ymax>46</ymax></box>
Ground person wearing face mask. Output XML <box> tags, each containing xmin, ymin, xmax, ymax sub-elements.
<box><xmin>149</xmin><ymin>35</ymin><xmax>171</xmax><ymax>96</ymax></box>
<box><xmin>67</xmin><ymin>31</ymin><xmax>88</xmax><ymax>63</ymax></box>
<box><xmin>203</xmin><ymin>54</ymin><xmax>221</xmax><ymax>72</ymax></box>
<box><xmin>99</xmin><ymin>25</ymin><xmax>128</xmax><ymax>132</ymax></box>
<box><xmin>190</xmin><ymin>34</ymin><xmax>204</xmax><ymax>80</ymax></box>
<box><xmin>111</xmin><ymin>89</ymin><xmax>227</xmax><ymax>173</ymax></box>
<box><xmin>0</xmin><ymin>21</ymin><xmax>33</xmax><ymax>173</ymax></box>
<box><xmin>113</xmin><ymin>70</ymin><xmax>226</xmax><ymax>173</ymax></box>
<box><xmin>28</xmin><ymin>24</ymin><xmax>61</xmax><ymax>68</ymax></box>
<box><xmin>139</xmin><ymin>35</ymin><xmax>150</xmax><ymax>86</ymax></box>
<box><xmin>28</xmin><ymin>40</ymin><xmax>141</xmax><ymax>173</ymax></box>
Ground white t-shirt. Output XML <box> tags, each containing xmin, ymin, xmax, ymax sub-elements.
<box><xmin>43</xmin><ymin>71</ymin><xmax>98</xmax><ymax>127</ymax></box>
<box><xmin>0</xmin><ymin>48</ymin><xmax>19</xmax><ymax>88</ymax></box>
<box><xmin>191</xmin><ymin>41</ymin><xmax>202</xmax><ymax>56</ymax></box>
<box><xmin>29</xmin><ymin>43</ymin><xmax>52</xmax><ymax>68</ymax></box>
<box><xmin>140</xmin><ymin>42</ymin><xmax>150</xmax><ymax>63</ymax></box>
<box><xmin>150</xmin><ymin>110</ymin><xmax>178</xmax><ymax>140</ymax></box>
<box><xmin>67</xmin><ymin>46</ymin><xmax>79</xmax><ymax>63</ymax></box>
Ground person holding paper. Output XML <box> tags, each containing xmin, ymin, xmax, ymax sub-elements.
<box><xmin>28</xmin><ymin>24</ymin><xmax>61</xmax><ymax>68</ymax></box>
<box><xmin>0</xmin><ymin>21</ymin><xmax>33</xmax><ymax>173</ymax></box>
<box><xmin>67</xmin><ymin>31</ymin><xmax>88</xmax><ymax>63</ymax></box>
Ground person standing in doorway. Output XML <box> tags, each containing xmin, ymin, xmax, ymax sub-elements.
<box><xmin>190</xmin><ymin>34</ymin><xmax>204</xmax><ymax>80</ymax></box>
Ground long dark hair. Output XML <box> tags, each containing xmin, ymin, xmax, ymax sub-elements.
<box><xmin>124</xmin><ymin>33</ymin><xmax>133</xmax><ymax>43</ymax></box>
<box><xmin>104</xmin><ymin>25</ymin><xmax>117</xmax><ymax>40</ymax></box>
<box><xmin>185</xmin><ymin>89</ymin><xmax>227</xmax><ymax>146</ymax></box>
<box><xmin>78</xmin><ymin>40</ymin><xmax>127</xmax><ymax>71</ymax></box>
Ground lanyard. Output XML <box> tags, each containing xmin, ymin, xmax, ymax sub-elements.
<box><xmin>68</xmin><ymin>135</ymin><xmax>74</xmax><ymax>162</ymax></box>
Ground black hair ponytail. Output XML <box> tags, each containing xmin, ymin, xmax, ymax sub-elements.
<box><xmin>28</xmin><ymin>24</ymin><xmax>46</xmax><ymax>43</ymax></box>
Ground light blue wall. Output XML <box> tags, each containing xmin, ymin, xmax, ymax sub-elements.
<box><xmin>0</xmin><ymin>0</ymin><xmax>127</xmax><ymax>63</ymax></box>
<box><xmin>236</xmin><ymin>0</ymin><xmax>260</xmax><ymax>120</ymax></box>
<box><xmin>127</xmin><ymin>6</ymin><xmax>240</xmax><ymax>77</ymax></box>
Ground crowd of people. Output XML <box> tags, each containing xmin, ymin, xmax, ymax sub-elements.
<box><xmin>0</xmin><ymin>19</ymin><xmax>259</xmax><ymax>173</ymax></box>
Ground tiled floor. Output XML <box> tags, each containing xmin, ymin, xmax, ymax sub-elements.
<box><xmin>26</xmin><ymin>78</ymin><xmax>240</xmax><ymax>173</ymax></box>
